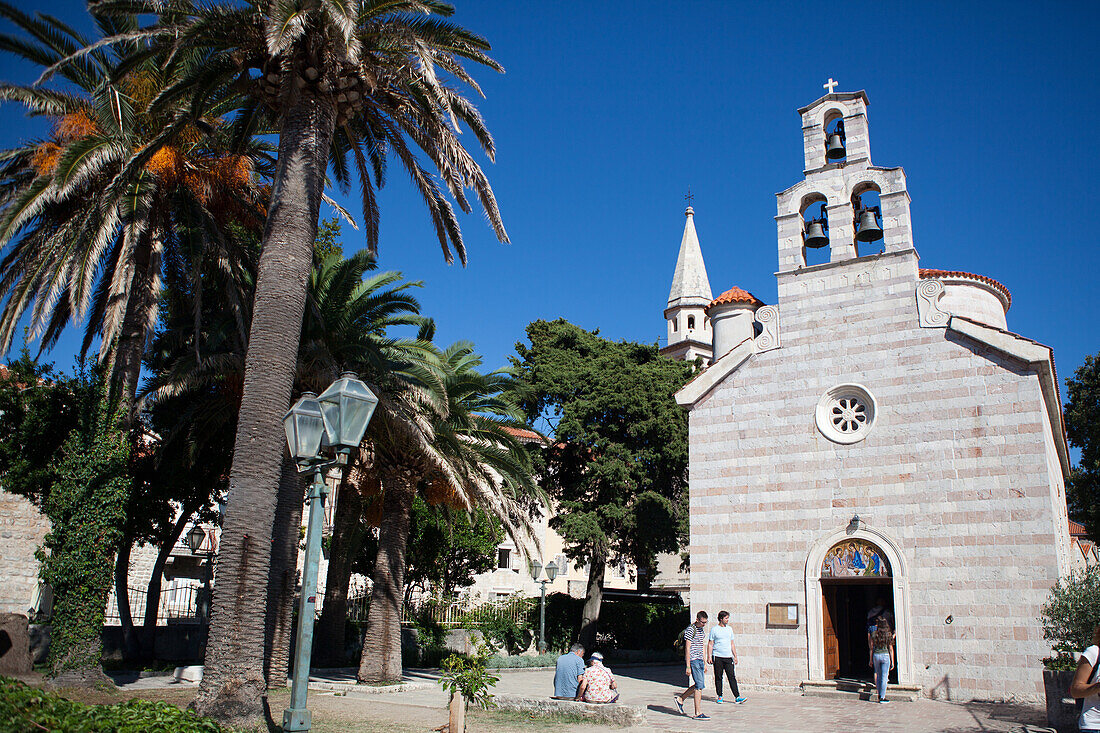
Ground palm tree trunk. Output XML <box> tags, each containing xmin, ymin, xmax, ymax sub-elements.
<box><xmin>194</xmin><ymin>90</ymin><xmax>337</xmax><ymax>726</ymax></box>
<box><xmin>264</xmin><ymin>452</ymin><xmax>306</xmax><ymax>688</ymax></box>
<box><xmin>112</xmin><ymin>226</ymin><xmax>163</xmax><ymax>424</ymax></box>
<box><xmin>578</xmin><ymin>553</ymin><xmax>606</xmax><ymax>651</ymax></box>
<box><xmin>143</xmin><ymin>507</ymin><xmax>196</xmax><ymax>657</ymax></box>
<box><xmin>314</xmin><ymin>466</ymin><xmax>364</xmax><ymax>666</ymax></box>
<box><xmin>358</xmin><ymin>467</ymin><xmax>417</xmax><ymax>684</ymax></box>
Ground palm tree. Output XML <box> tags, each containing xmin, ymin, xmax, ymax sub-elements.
<box><xmin>358</xmin><ymin>343</ymin><xmax>542</xmax><ymax>683</ymax></box>
<box><xmin>0</xmin><ymin>4</ymin><xmax>267</xmax><ymax>417</ymax></box>
<box><xmin>64</xmin><ymin>3</ymin><xmax>508</xmax><ymax>719</ymax></box>
<box><xmin>142</xmin><ymin>244</ymin><xmax>440</xmax><ymax>686</ymax></box>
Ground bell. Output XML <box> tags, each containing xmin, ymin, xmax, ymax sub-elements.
<box><xmin>855</xmin><ymin>208</ymin><xmax>883</xmax><ymax>242</ymax></box>
<box><xmin>804</xmin><ymin>219</ymin><xmax>829</xmax><ymax>248</ymax></box>
<box><xmin>825</xmin><ymin>132</ymin><xmax>846</xmax><ymax>160</ymax></box>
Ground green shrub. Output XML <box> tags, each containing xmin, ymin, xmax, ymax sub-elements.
<box><xmin>486</xmin><ymin>652</ymin><xmax>558</xmax><ymax>668</ymax></box>
<box><xmin>539</xmin><ymin>593</ymin><xmax>689</xmax><ymax>653</ymax></box>
<box><xmin>1041</xmin><ymin>565</ymin><xmax>1100</xmax><ymax>669</ymax></box>
<box><xmin>0</xmin><ymin>677</ymin><xmax>227</xmax><ymax>732</ymax></box>
<box><xmin>466</xmin><ymin>597</ymin><xmax>535</xmax><ymax>655</ymax></box>
<box><xmin>438</xmin><ymin>643</ymin><xmax>498</xmax><ymax>712</ymax></box>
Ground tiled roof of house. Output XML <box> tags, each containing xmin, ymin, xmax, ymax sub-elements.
<box><xmin>1070</xmin><ymin>519</ymin><xmax>1088</xmax><ymax>537</ymax></box>
<box><xmin>705</xmin><ymin>286</ymin><xmax>763</xmax><ymax>312</ymax></box>
<box><xmin>502</xmin><ymin>425</ymin><xmax>546</xmax><ymax>444</ymax></box>
<box><xmin>918</xmin><ymin>268</ymin><xmax>1012</xmax><ymax>311</ymax></box>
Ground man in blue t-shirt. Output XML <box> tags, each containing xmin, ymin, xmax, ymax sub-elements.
<box><xmin>707</xmin><ymin>610</ymin><xmax>745</xmax><ymax>704</ymax></box>
<box><xmin>553</xmin><ymin>644</ymin><xmax>586</xmax><ymax>699</ymax></box>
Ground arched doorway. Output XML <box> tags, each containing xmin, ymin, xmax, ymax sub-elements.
<box><xmin>805</xmin><ymin>524</ymin><xmax>912</xmax><ymax>685</ymax></box>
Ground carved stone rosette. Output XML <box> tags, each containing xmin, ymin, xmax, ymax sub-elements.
<box><xmin>915</xmin><ymin>279</ymin><xmax>948</xmax><ymax>328</ymax></box>
<box><xmin>754</xmin><ymin>305</ymin><xmax>781</xmax><ymax>351</ymax></box>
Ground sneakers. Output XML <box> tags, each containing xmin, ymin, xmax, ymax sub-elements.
<box><xmin>674</xmin><ymin>695</ymin><xmax>685</xmax><ymax>715</ymax></box>
<box><xmin>879</xmin><ymin>697</ymin><xmax>890</xmax><ymax>704</ymax></box>
<box><xmin>715</xmin><ymin>695</ymin><xmax>723</xmax><ymax>704</ymax></box>
<box><xmin>734</xmin><ymin>696</ymin><xmax>747</xmax><ymax>704</ymax></box>
<box><xmin>693</xmin><ymin>713</ymin><xmax>711</xmax><ymax>720</ymax></box>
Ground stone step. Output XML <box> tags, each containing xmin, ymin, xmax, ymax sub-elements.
<box><xmin>801</xmin><ymin>679</ymin><xmax>921</xmax><ymax>702</ymax></box>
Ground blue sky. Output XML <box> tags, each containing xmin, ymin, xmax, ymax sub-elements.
<box><xmin>3</xmin><ymin>0</ymin><xmax>1099</xmax><ymax>401</ymax></box>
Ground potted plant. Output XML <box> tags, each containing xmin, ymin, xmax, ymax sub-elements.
<box><xmin>1041</xmin><ymin>565</ymin><xmax>1100</xmax><ymax>733</ymax></box>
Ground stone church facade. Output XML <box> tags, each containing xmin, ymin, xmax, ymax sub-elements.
<box><xmin>669</xmin><ymin>89</ymin><xmax>1072</xmax><ymax>702</ymax></box>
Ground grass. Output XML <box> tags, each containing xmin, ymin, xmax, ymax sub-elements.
<box><xmin>14</xmin><ymin>674</ymin><xmax>624</xmax><ymax>733</ymax></box>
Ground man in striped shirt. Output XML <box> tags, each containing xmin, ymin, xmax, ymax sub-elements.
<box><xmin>674</xmin><ymin>610</ymin><xmax>710</xmax><ymax>719</ymax></box>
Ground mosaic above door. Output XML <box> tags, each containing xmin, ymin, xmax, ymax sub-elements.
<box><xmin>821</xmin><ymin>539</ymin><xmax>891</xmax><ymax>578</ymax></box>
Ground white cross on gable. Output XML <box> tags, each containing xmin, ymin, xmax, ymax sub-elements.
<box><xmin>823</xmin><ymin>78</ymin><xmax>838</xmax><ymax>94</ymax></box>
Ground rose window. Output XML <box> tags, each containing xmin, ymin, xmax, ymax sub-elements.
<box><xmin>831</xmin><ymin>397</ymin><xmax>868</xmax><ymax>434</ymax></box>
<box><xmin>816</xmin><ymin>384</ymin><xmax>877</xmax><ymax>444</ymax></box>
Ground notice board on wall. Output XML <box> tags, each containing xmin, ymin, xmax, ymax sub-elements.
<box><xmin>766</xmin><ymin>603</ymin><xmax>799</xmax><ymax>629</ymax></box>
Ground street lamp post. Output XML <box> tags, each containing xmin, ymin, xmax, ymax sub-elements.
<box><xmin>529</xmin><ymin>560</ymin><xmax>559</xmax><ymax>653</ymax></box>
<box><xmin>186</xmin><ymin>524</ymin><xmax>213</xmax><ymax>623</ymax></box>
<box><xmin>282</xmin><ymin>374</ymin><xmax>378</xmax><ymax>733</ymax></box>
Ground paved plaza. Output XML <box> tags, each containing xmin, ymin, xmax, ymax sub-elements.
<box><xmin>483</xmin><ymin>665</ymin><xmax>1048</xmax><ymax>732</ymax></box>
<box><xmin>116</xmin><ymin>664</ymin><xmax>1050</xmax><ymax>732</ymax></box>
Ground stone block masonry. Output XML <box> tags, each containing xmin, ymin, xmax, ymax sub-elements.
<box><xmin>686</xmin><ymin>251</ymin><xmax>1065</xmax><ymax>702</ymax></box>
<box><xmin>0</xmin><ymin>491</ymin><xmax>50</xmax><ymax>616</ymax></box>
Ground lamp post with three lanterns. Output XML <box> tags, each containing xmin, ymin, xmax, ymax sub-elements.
<box><xmin>281</xmin><ymin>373</ymin><xmax>379</xmax><ymax>732</ymax></box>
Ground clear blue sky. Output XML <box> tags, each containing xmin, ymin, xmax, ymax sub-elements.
<box><xmin>3</xmin><ymin>0</ymin><xmax>1099</xmax><ymax>403</ymax></box>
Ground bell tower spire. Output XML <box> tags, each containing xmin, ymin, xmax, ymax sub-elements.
<box><xmin>662</xmin><ymin>204</ymin><xmax>714</xmax><ymax>363</ymax></box>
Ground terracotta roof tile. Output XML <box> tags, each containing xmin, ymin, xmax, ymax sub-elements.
<box><xmin>705</xmin><ymin>286</ymin><xmax>763</xmax><ymax>312</ymax></box>
<box><xmin>1069</xmin><ymin>519</ymin><xmax>1088</xmax><ymax>537</ymax></box>
<box><xmin>502</xmin><ymin>425</ymin><xmax>546</xmax><ymax>444</ymax></box>
<box><xmin>918</xmin><ymin>268</ymin><xmax>1012</xmax><ymax>310</ymax></box>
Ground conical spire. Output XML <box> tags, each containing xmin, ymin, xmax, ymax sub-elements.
<box><xmin>667</xmin><ymin>206</ymin><xmax>713</xmax><ymax>307</ymax></box>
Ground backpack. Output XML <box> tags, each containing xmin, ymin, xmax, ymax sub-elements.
<box><xmin>674</xmin><ymin>625</ymin><xmax>690</xmax><ymax>651</ymax></box>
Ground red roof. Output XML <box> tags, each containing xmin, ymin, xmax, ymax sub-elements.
<box><xmin>502</xmin><ymin>425</ymin><xmax>546</xmax><ymax>444</ymax></box>
<box><xmin>706</xmin><ymin>286</ymin><xmax>763</xmax><ymax>312</ymax></box>
<box><xmin>918</xmin><ymin>268</ymin><xmax>1012</xmax><ymax>311</ymax></box>
<box><xmin>1069</xmin><ymin>519</ymin><xmax>1088</xmax><ymax>537</ymax></box>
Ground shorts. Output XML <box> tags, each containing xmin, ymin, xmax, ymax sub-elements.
<box><xmin>690</xmin><ymin>659</ymin><xmax>706</xmax><ymax>689</ymax></box>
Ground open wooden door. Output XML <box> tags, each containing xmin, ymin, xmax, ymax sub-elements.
<box><xmin>822</xmin><ymin>585</ymin><xmax>840</xmax><ymax>679</ymax></box>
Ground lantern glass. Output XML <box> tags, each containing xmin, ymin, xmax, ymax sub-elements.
<box><xmin>317</xmin><ymin>373</ymin><xmax>379</xmax><ymax>450</ymax></box>
<box><xmin>544</xmin><ymin>561</ymin><xmax>558</xmax><ymax>582</ymax></box>
<box><xmin>283</xmin><ymin>393</ymin><xmax>326</xmax><ymax>464</ymax></box>
<box><xmin>528</xmin><ymin>559</ymin><xmax>542</xmax><ymax>581</ymax></box>
<box><xmin>187</xmin><ymin>525</ymin><xmax>206</xmax><ymax>554</ymax></box>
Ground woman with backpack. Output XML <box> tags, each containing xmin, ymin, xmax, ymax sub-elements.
<box><xmin>868</xmin><ymin>616</ymin><xmax>895</xmax><ymax>704</ymax></box>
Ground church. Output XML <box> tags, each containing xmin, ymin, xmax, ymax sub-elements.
<box><xmin>666</xmin><ymin>86</ymin><xmax>1073</xmax><ymax>702</ymax></box>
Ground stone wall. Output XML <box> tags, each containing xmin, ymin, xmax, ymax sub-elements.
<box><xmin>687</xmin><ymin>251</ymin><xmax>1066</xmax><ymax>703</ymax></box>
<box><xmin>0</xmin><ymin>491</ymin><xmax>49</xmax><ymax>616</ymax></box>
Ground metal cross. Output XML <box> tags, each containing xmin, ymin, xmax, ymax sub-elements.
<box><xmin>685</xmin><ymin>189</ymin><xmax>694</xmax><ymax>206</ymax></box>
<box><xmin>823</xmin><ymin>78</ymin><xmax>839</xmax><ymax>94</ymax></box>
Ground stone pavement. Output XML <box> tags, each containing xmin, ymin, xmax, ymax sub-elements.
<box><xmin>114</xmin><ymin>664</ymin><xmax>1051</xmax><ymax>732</ymax></box>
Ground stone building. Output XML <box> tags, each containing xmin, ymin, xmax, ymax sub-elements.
<box><xmin>670</xmin><ymin>87</ymin><xmax>1073</xmax><ymax>702</ymax></box>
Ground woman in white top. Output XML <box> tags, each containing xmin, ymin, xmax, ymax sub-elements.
<box><xmin>1071</xmin><ymin>624</ymin><xmax>1100</xmax><ymax>733</ymax></box>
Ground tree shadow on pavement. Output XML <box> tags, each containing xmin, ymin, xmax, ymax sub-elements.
<box><xmin>935</xmin><ymin>698</ymin><xmax>1048</xmax><ymax>733</ymax></box>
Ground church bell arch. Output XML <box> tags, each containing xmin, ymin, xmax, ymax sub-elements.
<box><xmin>804</xmin><ymin>522</ymin><xmax>913</xmax><ymax>685</ymax></box>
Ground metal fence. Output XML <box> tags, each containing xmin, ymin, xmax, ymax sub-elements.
<box><xmin>345</xmin><ymin>596</ymin><xmax>532</xmax><ymax>627</ymax></box>
<box><xmin>104</xmin><ymin>585</ymin><xmax>207</xmax><ymax>625</ymax></box>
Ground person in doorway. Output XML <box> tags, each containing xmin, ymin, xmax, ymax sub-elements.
<box><xmin>866</xmin><ymin>596</ymin><xmax>887</xmax><ymax>658</ymax></box>
<box><xmin>870</xmin><ymin>616</ymin><xmax>895</xmax><ymax>703</ymax></box>
<box><xmin>707</xmin><ymin>610</ymin><xmax>746</xmax><ymax>704</ymax></box>
<box><xmin>1070</xmin><ymin>623</ymin><xmax>1100</xmax><ymax>732</ymax></box>
<box><xmin>553</xmin><ymin>643</ymin><xmax>586</xmax><ymax>699</ymax></box>
<box><xmin>576</xmin><ymin>652</ymin><xmax>619</xmax><ymax>703</ymax></box>
<box><xmin>674</xmin><ymin>610</ymin><xmax>710</xmax><ymax>719</ymax></box>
